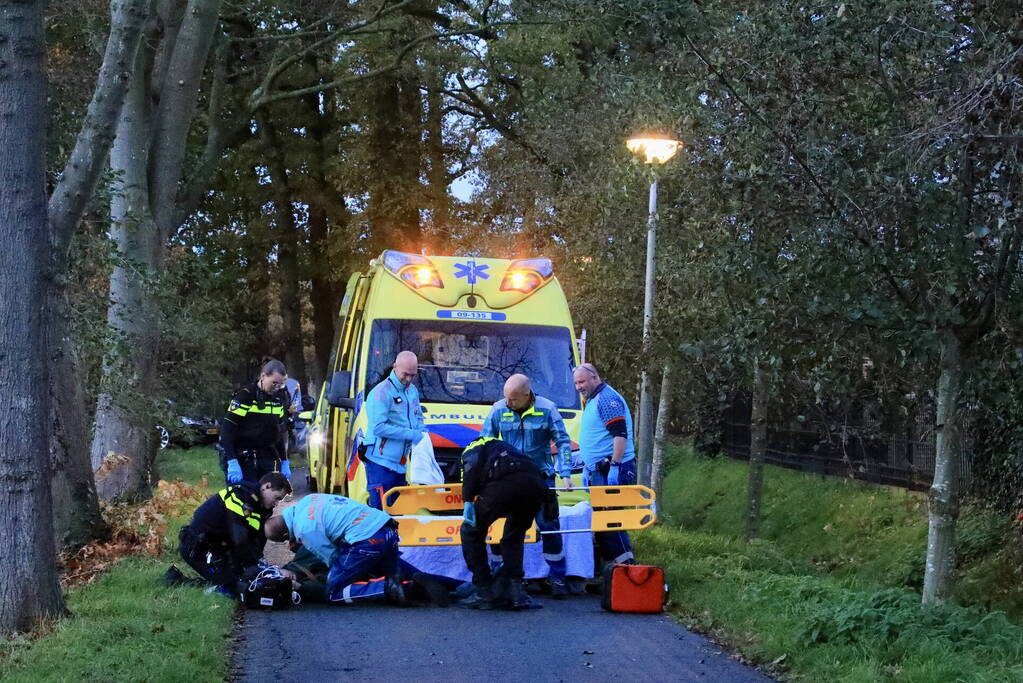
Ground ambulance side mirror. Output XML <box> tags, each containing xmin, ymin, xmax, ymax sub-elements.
<box><xmin>326</xmin><ymin>370</ymin><xmax>356</xmax><ymax>409</ymax></box>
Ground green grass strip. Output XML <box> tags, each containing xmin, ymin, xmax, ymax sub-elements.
<box><xmin>1</xmin><ymin>448</ymin><xmax>234</xmax><ymax>683</ymax></box>
<box><xmin>636</xmin><ymin>444</ymin><xmax>1023</xmax><ymax>680</ymax></box>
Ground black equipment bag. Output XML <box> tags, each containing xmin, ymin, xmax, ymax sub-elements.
<box><xmin>239</xmin><ymin>567</ymin><xmax>296</xmax><ymax>610</ymax></box>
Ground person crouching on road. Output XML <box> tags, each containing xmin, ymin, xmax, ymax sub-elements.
<box><xmin>219</xmin><ymin>359</ymin><xmax>292</xmax><ymax>484</ymax></box>
<box><xmin>264</xmin><ymin>494</ymin><xmax>409</xmax><ymax>605</ymax></box>
<box><xmin>458</xmin><ymin>437</ymin><xmax>551</xmax><ymax>610</ymax></box>
<box><xmin>573</xmin><ymin>363</ymin><xmax>636</xmax><ymax>565</ymax></box>
<box><xmin>362</xmin><ymin>351</ymin><xmax>427</xmax><ymax>509</ymax></box>
<box><xmin>481</xmin><ymin>374</ymin><xmax>574</xmax><ymax>597</ymax></box>
<box><xmin>280</xmin><ymin>545</ymin><xmax>460</xmax><ymax>607</ymax></box>
<box><xmin>166</xmin><ymin>472</ymin><xmax>292</xmax><ymax>597</ymax></box>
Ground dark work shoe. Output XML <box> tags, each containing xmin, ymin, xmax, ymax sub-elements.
<box><xmin>164</xmin><ymin>565</ymin><xmax>186</xmax><ymax>587</ymax></box>
<box><xmin>413</xmin><ymin>573</ymin><xmax>451</xmax><ymax>607</ymax></box>
<box><xmin>457</xmin><ymin>584</ymin><xmax>498</xmax><ymax>610</ymax></box>
<box><xmin>385</xmin><ymin>575</ymin><xmax>409</xmax><ymax>606</ymax></box>
<box><xmin>566</xmin><ymin>577</ymin><xmax>587</xmax><ymax>596</ymax></box>
<box><xmin>506</xmin><ymin>581</ymin><xmax>543</xmax><ymax>611</ymax></box>
<box><xmin>549</xmin><ymin>577</ymin><xmax>569</xmax><ymax>599</ymax></box>
<box><xmin>452</xmin><ymin>581</ymin><xmax>476</xmax><ymax>601</ymax></box>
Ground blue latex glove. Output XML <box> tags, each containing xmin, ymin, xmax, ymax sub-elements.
<box><xmin>280</xmin><ymin>460</ymin><xmax>292</xmax><ymax>479</ymax></box>
<box><xmin>226</xmin><ymin>459</ymin><xmax>243</xmax><ymax>483</ymax></box>
<box><xmin>607</xmin><ymin>463</ymin><xmax>621</xmax><ymax>486</ymax></box>
<box><xmin>463</xmin><ymin>502</ymin><xmax>477</xmax><ymax>527</ymax></box>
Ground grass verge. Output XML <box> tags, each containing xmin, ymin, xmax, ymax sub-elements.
<box><xmin>634</xmin><ymin>445</ymin><xmax>1023</xmax><ymax>681</ymax></box>
<box><xmin>1</xmin><ymin>447</ymin><xmax>234</xmax><ymax>683</ymax></box>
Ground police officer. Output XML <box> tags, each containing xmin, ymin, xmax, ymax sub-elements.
<box><xmin>166</xmin><ymin>472</ymin><xmax>292</xmax><ymax>596</ymax></box>
<box><xmin>363</xmin><ymin>351</ymin><xmax>427</xmax><ymax>509</ymax></box>
<box><xmin>481</xmin><ymin>374</ymin><xmax>574</xmax><ymax>597</ymax></box>
<box><xmin>573</xmin><ymin>363</ymin><xmax>636</xmax><ymax>564</ymax></box>
<box><xmin>220</xmin><ymin>359</ymin><xmax>291</xmax><ymax>484</ymax></box>
<box><xmin>458</xmin><ymin>437</ymin><xmax>550</xmax><ymax>610</ymax></box>
<box><xmin>264</xmin><ymin>494</ymin><xmax>408</xmax><ymax>605</ymax></box>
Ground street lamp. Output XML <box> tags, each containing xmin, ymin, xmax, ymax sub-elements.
<box><xmin>627</xmin><ymin>134</ymin><xmax>683</xmax><ymax>486</ymax></box>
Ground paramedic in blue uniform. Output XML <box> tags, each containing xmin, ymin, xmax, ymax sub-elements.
<box><xmin>573</xmin><ymin>362</ymin><xmax>636</xmax><ymax>564</ymax></box>
<box><xmin>264</xmin><ymin>494</ymin><xmax>408</xmax><ymax>605</ymax></box>
<box><xmin>363</xmin><ymin>351</ymin><xmax>427</xmax><ymax>509</ymax></box>
<box><xmin>481</xmin><ymin>374</ymin><xmax>574</xmax><ymax>596</ymax></box>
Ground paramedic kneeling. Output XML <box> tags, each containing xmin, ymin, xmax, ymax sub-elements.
<box><xmin>264</xmin><ymin>494</ymin><xmax>408</xmax><ymax>605</ymax></box>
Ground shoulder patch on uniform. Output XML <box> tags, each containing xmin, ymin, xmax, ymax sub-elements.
<box><xmin>230</xmin><ymin>400</ymin><xmax>242</xmax><ymax>411</ymax></box>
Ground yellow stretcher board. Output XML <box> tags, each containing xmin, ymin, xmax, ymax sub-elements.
<box><xmin>395</xmin><ymin>516</ymin><xmax>537</xmax><ymax>547</ymax></box>
<box><xmin>390</xmin><ymin>485</ymin><xmax>657</xmax><ymax>546</ymax></box>
<box><xmin>384</xmin><ymin>484</ymin><xmax>656</xmax><ymax>516</ymax></box>
<box><xmin>384</xmin><ymin>485</ymin><xmax>463</xmax><ymax>515</ymax></box>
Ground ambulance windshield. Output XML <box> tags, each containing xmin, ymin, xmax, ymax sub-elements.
<box><xmin>365</xmin><ymin>319</ymin><xmax>580</xmax><ymax>408</ymax></box>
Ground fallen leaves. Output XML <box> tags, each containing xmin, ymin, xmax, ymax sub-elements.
<box><xmin>60</xmin><ymin>479</ymin><xmax>210</xmax><ymax>590</ymax></box>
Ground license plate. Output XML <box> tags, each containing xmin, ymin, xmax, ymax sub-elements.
<box><xmin>436</xmin><ymin>310</ymin><xmax>507</xmax><ymax>321</ymax></box>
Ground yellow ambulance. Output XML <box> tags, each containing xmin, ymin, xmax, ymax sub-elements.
<box><xmin>306</xmin><ymin>250</ymin><xmax>583</xmax><ymax>502</ymax></box>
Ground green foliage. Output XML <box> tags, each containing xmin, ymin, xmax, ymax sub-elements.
<box><xmin>801</xmin><ymin>588</ymin><xmax>1023</xmax><ymax>655</ymax></box>
<box><xmin>636</xmin><ymin>526</ymin><xmax>1023</xmax><ymax>681</ymax></box>
<box><xmin>635</xmin><ymin>446</ymin><xmax>1023</xmax><ymax>680</ymax></box>
<box><xmin>659</xmin><ymin>444</ymin><xmax>1023</xmax><ymax>617</ymax></box>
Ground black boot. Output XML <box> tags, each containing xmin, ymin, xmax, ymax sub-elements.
<box><xmin>165</xmin><ymin>565</ymin><xmax>207</xmax><ymax>588</ymax></box>
<box><xmin>413</xmin><ymin>572</ymin><xmax>451</xmax><ymax>607</ymax></box>
<box><xmin>384</xmin><ymin>575</ymin><xmax>409</xmax><ymax>606</ymax></box>
<box><xmin>165</xmin><ymin>565</ymin><xmax>186</xmax><ymax>587</ymax></box>
<box><xmin>506</xmin><ymin>579</ymin><xmax>543</xmax><ymax>611</ymax></box>
<box><xmin>457</xmin><ymin>582</ymin><xmax>498</xmax><ymax>610</ymax></box>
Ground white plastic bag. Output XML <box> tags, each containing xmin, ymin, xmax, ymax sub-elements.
<box><xmin>408</xmin><ymin>433</ymin><xmax>444</xmax><ymax>485</ymax></box>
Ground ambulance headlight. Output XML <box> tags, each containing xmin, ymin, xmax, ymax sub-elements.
<box><xmin>500</xmin><ymin>258</ymin><xmax>553</xmax><ymax>293</ymax></box>
<box><xmin>383</xmin><ymin>250</ymin><xmax>444</xmax><ymax>289</ymax></box>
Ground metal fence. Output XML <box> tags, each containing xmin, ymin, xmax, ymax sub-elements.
<box><xmin>721</xmin><ymin>417</ymin><xmax>972</xmax><ymax>492</ymax></box>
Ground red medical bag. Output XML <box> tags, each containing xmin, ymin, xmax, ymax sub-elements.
<box><xmin>600</xmin><ymin>563</ymin><xmax>667</xmax><ymax>613</ymax></box>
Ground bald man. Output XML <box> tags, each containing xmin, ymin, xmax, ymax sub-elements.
<box><xmin>573</xmin><ymin>363</ymin><xmax>636</xmax><ymax>564</ymax></box>
<box><xmin>363</xmin><ymin>351</ymin><xmax>427</xmax><ymax>509</ymax></box>
<box><xmin>481</xmin><ymin>374</ymin><xmax>574</xmax><ymax>596</ymax></box>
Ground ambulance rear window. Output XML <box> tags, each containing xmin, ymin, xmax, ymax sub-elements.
<box><xmin>365</xmin><ymin>319</ymin><xmax>580</xmax><ymax>408</ymax></box>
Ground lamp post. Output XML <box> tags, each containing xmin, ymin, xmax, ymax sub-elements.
<box><xmin>626</xmin><ymin>135</ymin><xmax>683</xmax><ymax>486</ymax></box>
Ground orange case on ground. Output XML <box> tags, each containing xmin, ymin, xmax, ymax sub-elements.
<box><xmin>600</xmin><ymin>563</ymin><xmax>667</xmax><ymax>613</ymax></box>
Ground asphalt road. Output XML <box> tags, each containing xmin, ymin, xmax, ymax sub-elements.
<box><xmin>232</xmin><ymin>470</ymin><xmax>772</xmax><ymax>683</ymax></box>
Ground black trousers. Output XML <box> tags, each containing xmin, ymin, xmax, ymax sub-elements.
<box><xmin>460</xmin><ymin>471</ymin><xmax>547</xmax><ymax>585</ymax></box>
<box><xmin>179</xmin><ymin>525</ymin><xmax>244</xmax><ymax>591</ymax></box>
<box><xmin>221</xmin><ymin>449</ymin><xmax>278</xmax><ymax>485</ymax></box>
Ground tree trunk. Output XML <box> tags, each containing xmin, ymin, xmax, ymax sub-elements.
<box><xmin>0</xmin><ymin>0</ymin><xmax>66</xmax><ymax>631</ymax></box>
<box><xmin>650</xmin><ymin>363</ymin><xmax>673</xmax><ymax>501</ymax></box>
<box><xmin>257</xmin><ymin>111</ymin><xmax>307</xmax><ymax>384</ymax></box>
<box><xmin>49</xmin><ymin>290</ymin><xmax>106</xmax><ymax>546</ymax></box>
<box><xmin>367</xmin><ymin>70</ymin><xmax>422</xmax><ymax>250</ymax></box>
<box><xmin>745</xmin><ymin>360</ymin><xmax>768</xmax><ymax>541</ymax></box>
<box><xmin>922</xmin><ymin>329</ymin><xmax>963</xmax><ymax>604</ymax></box>
<box><xmin>637</xmin><ymin>369</ymin><xmax>654</xmax><ymax>487</ymax></box>
<box><xmin>306</xmin><ymin>87</ymin><xmax>344</xmax><ymax>387</ymax></box>
<box><xmin>90</xmin><ymin>42</ymin><xmax>162</xmax><ymax>500</ymax></box>
<box><xmin>90</xmin><ymin>0</ymin><xmax>222</xmax><ymax>499</ymax></box>
<box><xmin>46</xmin><ymin>0</ymin><xmax>148</xmax><ymax>545</ymax></box>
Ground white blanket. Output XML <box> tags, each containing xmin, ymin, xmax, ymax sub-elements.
<box><xmin>400</xmin><ymin>502</ymin><xmax>595</xmax><ymax>581</ymax></box>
